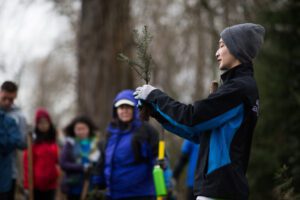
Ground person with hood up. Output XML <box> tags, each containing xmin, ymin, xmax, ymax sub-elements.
<box><xmin>134</xmin><ymin>23</ymin><xmax>265</xmax><ymax>200</ymax></box>
<box><xmin>99</xmin><ymin>89</ymin><xmax>160</xmax><ymax>200</ymax></box>
<box><xmin>23</xmin><ymin>108</ymin><xmax>59</xmax><ymax>200</ymax></box>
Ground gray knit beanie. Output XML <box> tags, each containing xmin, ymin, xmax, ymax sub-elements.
<box><xmin>220</xmin><ymin>23</ymin><xmax>265</xmax><ymax>63</ymax></box>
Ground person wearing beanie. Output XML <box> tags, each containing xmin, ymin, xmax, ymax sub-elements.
<box><xmin>134</xmin><ymin>23</ymin><xmax>265</xmax><ymax>200</ymax></box>
<box><xmin>220</xmin><ymin>23</ymin><xmax>265</xmax><ymax>64</ymax></box>
<box><xmin>23</xmin><ymin>108</ymin><xmax>59</xmax><ymax>200</ymax></box>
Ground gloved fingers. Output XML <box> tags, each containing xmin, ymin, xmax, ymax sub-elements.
<box><xmin>134</xmin><ymin>84</ymin><xmax>156</xmax><ymax>100</ymax></box>
<box><xmin>136</xmin><ymin>86</ymin><xmax>143</xmax><ymax>91</ymax></box>
<box><xmin>134</xmin><ymin>86</ymin><xmax>143</xmax><ymax>99</ymax></box>
<box><xmin>133</xmin><ymin>90</ymin><xmax>140</xmax><ymax>98</ymax></box>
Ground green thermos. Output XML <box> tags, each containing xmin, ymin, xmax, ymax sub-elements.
<box><xmin>153</xmin><ymin>164</ymin><xmax>167</xmax><ymax>196</ymax></box>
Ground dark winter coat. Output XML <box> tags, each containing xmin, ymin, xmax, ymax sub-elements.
<box><xmin>3</xmin><ymin>105</ymin><xmax>27</xmax><ymax>180</ymax></box>
<box><xmin>145</xmin><ymin>63</ymin><xmax>259</xmax><ymax>200</ymax></box>
<box><xmin>0</xmin><ymin>111</ymin><xmax>23</xmax><ymax>192</ymax></box>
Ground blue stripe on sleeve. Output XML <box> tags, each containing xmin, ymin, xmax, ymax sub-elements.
<box><xmin>153</xmin><ymin>103</ymin><xmax>244</xmax><ymax>137</ymax></box>
<box><xmin>193</xmin><ymin>104</ymin><xmax>243</xmax><ymax>132</ymax></box>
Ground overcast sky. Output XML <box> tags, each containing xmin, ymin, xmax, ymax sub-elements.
<box><xmin>0</xmin><ymin>0</ymin><xmax>71</xmax><ymax>78</ymax></box>
<box><xmin>0</xmin><ymin>0</ymin><xmax>74</xmax><ymax>123</ymax></box>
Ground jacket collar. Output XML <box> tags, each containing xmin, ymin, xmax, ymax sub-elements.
<box><xmin>220</xmin><ymin>63</ymin><xmax>254</xmax><ymax>83</ymax></box>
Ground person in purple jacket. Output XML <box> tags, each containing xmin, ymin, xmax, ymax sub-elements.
<box><xmin>60</xmin><ymin>116</ymin><xmax>100</xmax><ymax>200</ymax></box>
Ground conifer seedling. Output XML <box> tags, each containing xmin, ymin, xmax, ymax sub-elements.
<box><xmin>117</xmin><ymin>25</ymin><xmax>153</xmax><ymax>84</ymax></box>
<box><xmin>117</xmin><ymin>26</ymin><xmax>153</xmax><ymax>120</ymax></box>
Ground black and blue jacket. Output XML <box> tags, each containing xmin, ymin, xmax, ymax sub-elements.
<box><xmin>145</xmin><ymin>63</ymin><xmax>259</xmax><ymax>199</ymax></box>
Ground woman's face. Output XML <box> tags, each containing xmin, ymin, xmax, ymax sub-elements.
<box><xmin>116</xmin><ymin>104</ymin><xmax>134</xmax><ymax>123</ymax></box>
<box><xmin>74</xmin><ymin>122</ymin><xmax>90</xmax><ymax>139</ymax></box>
<box><xmin>215</xmin><ymin>38</ymin><xmax>241</xmax><ymax>70</ymax></box>
<box><xmin>37</xmin><ymin>117</ymin><xmax>50</xmax><ymax>133</ymax></box>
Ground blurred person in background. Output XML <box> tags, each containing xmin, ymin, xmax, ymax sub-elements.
<box><xmin>23</xmin><ymin>108</ymin><xmax>59</xmax><ymax>200</ymax></box>
<box><xmin>173</xmin><ymin>139</ymin><xmax>199</xmax><ymax>200</ymax></box>
<box><xmin>94</xmin><ymin>89</ymin><xmax>160</xmax><ymax>200</ymax></box>
<box><xmin>0</xmin><ymin>81</ymin><xmax>27</xmax><ymax>200</ymax></box>
<box><xmin>0</xmin><ymin>109</ymin><xmax>23</xmax><ymax>200</ymax></box>
<box><xmin>60</xmin><ymin>115</ymin><xmax>100</xmax><ymax>200</ymax></box>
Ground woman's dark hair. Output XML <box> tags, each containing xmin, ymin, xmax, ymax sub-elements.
<box><xmin>34</xmin><ymin>123</ymin><xmax>57</xmax><ymax>143</ymax></box>
<box><xmin>64</xmin><ymin>115</ymin><xmax>98</xmax><ymax>138</ymax></box>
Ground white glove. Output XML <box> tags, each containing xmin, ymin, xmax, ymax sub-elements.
<box><xmin>133</xmin><ymin>84</ymin><xmax>156</xmax><ymax>100</ymax></box>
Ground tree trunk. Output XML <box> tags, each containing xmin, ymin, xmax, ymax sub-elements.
<box><xmin>192</xmin><ymin>1</ymin><xmax>206</xmax><ymax>100</ymax></box>
<box><xmin>77</xmin><ymin>0</ymin><xmax>133</xmax><ymax>131</ymax></box>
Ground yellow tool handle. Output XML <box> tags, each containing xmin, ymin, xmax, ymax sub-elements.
<box><xmin>158</xmin><ymin>140</ymin><xmax>165</xmax><ymax>160</ymax></box>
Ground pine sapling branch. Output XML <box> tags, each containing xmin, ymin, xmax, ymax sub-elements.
<box><xmin>117</xmin><ymin>53</ymin><xmax>144</xmax><ymax>79</ymax></box>
<box><xmin>117</xmin><ymin>25</ymin><xmax>154</xmax><ymax>121</ymax></box>
<box><xmin>117</xmin><ymin>25</ymin><xmax>153</xmax><ymax>84</ymax></box>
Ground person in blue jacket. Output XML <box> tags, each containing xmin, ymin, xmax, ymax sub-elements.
<box><xmin>0</xmin><ymin>81</ymin><xmax>27</xmax><ymax>200</ymax></box>
<box><xmin>172</xmin><ymin>139</ymin><xmax>199</xmax><ymax>200</ymax></box>
<box><xmin>0</xmin><ymin>111</ymin><xmax>23</xmax><ymax>200</ymax></box>
<box><xmin>134</xmin><ymin>23</ymin><xmax>265</xmax><ymax>200</ymax></box>
<box><xmin>101</xmin><ymin>89</ymin><xmax>159</xmax><ymax>200</ymax></box>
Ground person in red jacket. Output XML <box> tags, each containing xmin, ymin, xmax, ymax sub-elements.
<box><xmin>23</xmin><ymin>108</ymin><xmax>59</xmax><ymax>200</ymax></box>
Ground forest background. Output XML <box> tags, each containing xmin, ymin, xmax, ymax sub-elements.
<box><xmin>0</xmin><ymin>0</ymin><xmax>299</xmax><ymax>199</ymax></box>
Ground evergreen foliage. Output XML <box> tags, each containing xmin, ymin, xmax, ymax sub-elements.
<box><xmin>273</xmin><ymin>165</ymin><xmax>300</xmax><ymax>200</ymax></box>
<box><xmin>249</xmin><ymin>0</ymin><xmax>300</xmax><ymax>199</ymax></box>
<box><xmin>118</xmin><ymin>25</ymin><xmax>153</xmax><ymax>84</ymax></box>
